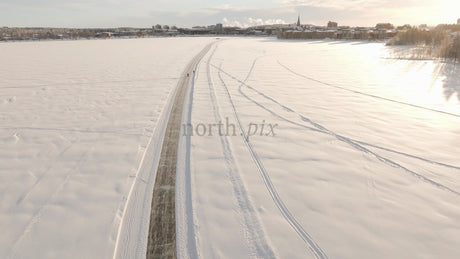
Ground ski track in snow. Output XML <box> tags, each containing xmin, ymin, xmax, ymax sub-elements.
<box><xmin>209</xmin><ymin>60</ymin><xmax>460</xmax><ymax>199</ymax></box>
<box><xmin>205</xmin><ymin>44</ymin><xmax>277</xmax><ymax>258</ymax></box>
<box><xmin>233</xmin><ymin>65</ymin><xmax>460</xmax><ymax>170</ymax></box>
<box><xmin>181</xmin><ymin>59</ymin><xmax>200</xmax><ymax>259</ymax></box>
<box><xmin>277</xmin><ymin>61</ymin><xmax>460</xmax><ymax>119</ymax></box>
<box><xmin>112</xmin><ymin>109</ymin><xmax>158</xmax><ymax>259</ymax></box>
<box><xmin>177</xmin><ymin>43</ymin><xmax>217</xmax><ymax>259</ymax></box>
<box><xmin>215</xmin><ymin>57</ymin><xmax>329</xmax><ymax>259</ymax></box>
<box><xmin>0</xmin><ymin>77</ymin><xmax>181</xmax><ymax>90</ymax></box>
<box><xmin>0</xmin><ymin>126</ymin><xmax>143</xmax><ymax>137</ymax></box>
<box><xmin>7</xmin><ymin>148</ymin><xmax>92</xmax><ymax>259</ymax></box>
<box><xmin>243</xmin><ymin>80</ymin><xmax>460</xmax><ymax>170</ymax></box>
<box><xmin>15</xmin><ymin>141</ymin><xmax>74</xmax><ymax>206</ymax></box>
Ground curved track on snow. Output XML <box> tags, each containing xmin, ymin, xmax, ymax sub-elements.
<box><xmin>210</xmin><ymin>61</ymin><xmax>460</xmax><ymax>198</ymax></box>
<box><xmin>277</xmin><ymin>61</ymin><xmax>460</xmax><ymax>118</ymax></box>
<box><xmin>215</xmin><ymin>59</ymin><xmax>329</xmax><ymax>259</ymax></box>
<box><xmin>205</xmin><ymin>45</ymin><xmax>277</xmax><ymax>258</ymax></box>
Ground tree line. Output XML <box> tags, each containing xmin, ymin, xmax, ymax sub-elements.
<box><xmin>387</xmin><ymin>25</ymin><xmax>460</xmax><ymax>61</ymax></box>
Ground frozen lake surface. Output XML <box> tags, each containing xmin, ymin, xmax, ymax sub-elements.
<box><xmin>179</xmin><ymin>38</ymin><xmax>460</xmax><ymax>259</ymax></box>
<box><xmin>1</xmin><ymin>37</ymin><xmax>460</xmax><ymax>258</ymax></box>
<box><xmin>0</xmin><ymin>37</ymin><xmax>215</xmax><ymax>259</ymax></box>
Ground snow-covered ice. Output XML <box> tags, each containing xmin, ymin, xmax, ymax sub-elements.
<box><xmin>178</xmin><ymin>38</ymin><xmax>460</xmax><ymax>259</ymax></box>
<box><xmin>1</xmin><ymin>37</ymin><xmax>460</xmax><ymax>259</ymax></box>
<box><xmin>0</xmin><ymin>37</ymin><xmax>215</xmax><ymax>259</ymax></box>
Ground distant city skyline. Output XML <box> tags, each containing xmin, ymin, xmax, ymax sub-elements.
<box><xmin>0</xmin><ymin>0</ymin><xmax>458</xmax><ymax>28</ymax></box>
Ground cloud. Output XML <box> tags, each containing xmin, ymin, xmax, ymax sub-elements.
<box><xmin>222</xmin><ymin>17</ymin><xmax>287</xmax><ymax>27</ymax></box>
<box><xmin>1</xmin><ymin>0</ymin><xmax>456</xmax><ymax>28</ymax></box>
<box><xmin>211</xmin><ymin>4</ymin><xmax>291</xmax><ymax>27</ymax></box>
<box><xmin>280</xmin><ymin>0</ymin><xmax>440</xmax><ymax>11</ymax></box>
<box><xmin>210</xmin><ymin>4</ymin><xmax>249</xmax><ymax>12</ymax></box>
<box><xmin>1</xmin><ymin>0</ymin><xmax>116</xmax><ymax>12</ymax></box>
<box><xmin>147</xmin><ymin>4</ymin><xmax>293</xmax><ymax>27</ymax></box>
<box><xmin>281</xmin><ymin>0</ymin><xmax>389</xmax><ymax>10</ymax></box>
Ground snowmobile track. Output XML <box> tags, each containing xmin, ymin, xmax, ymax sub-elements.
<box><xmin>205</xmin><ymin>45</ymin><xmax>277</xmax><ymax>258</ymax></box>
<box><xmin>215</xmin><ymin>59</ymin><xmax>329</xmax><ymax>259</ymax></box>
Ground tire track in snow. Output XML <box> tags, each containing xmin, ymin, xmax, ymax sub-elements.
<box><xmin>113</xmin><ymin>43</ymin><xmax>215</xmax><ymax>259</ymax></box>
<box><xmin>205</xmin><ymin>45</ymin><xmax>277</xmax><ymax>258</ymax></box>
<box><xmin>215</xmin><ymin>60</ymin><xmax>329</xmax><ymax>259</ymax></box>
<box><xmin>211</xmin><ymin>62</ymin><xmax>460</xmax><ymax>197</ymax></box>
<box><xmin>145</xmin><ymin>42</ymin><xmax>215</xmax><ymax>259</ymax></box>
<box><xmin>277</xmin><ymin>61</ymin><xmax>460</xmax><ymax>119</ymax></box>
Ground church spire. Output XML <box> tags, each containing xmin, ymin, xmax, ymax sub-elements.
<box><xmin>297</xmin><ymin>15</ymin><xmax>301</xmax><ymax>27</ymax></box>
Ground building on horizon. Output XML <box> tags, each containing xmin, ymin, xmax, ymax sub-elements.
<box><xmin>215</xmin><ymin>23</ymin><xmax>223</xmax><ymax>34</ymax></box>
<box><xmin>458</xmin><ymin>18</ymin><xmax>460</xmax><ymax>24</ymax></box>
<box><xmin>327</xmin><ymin>21</ymin><xmax>338</xmax><ymax>28</ymax></box>
<box><xmin>376</xmin><ymin>23</ymin><xmax>394</xmax><ymax>30</ymax></box>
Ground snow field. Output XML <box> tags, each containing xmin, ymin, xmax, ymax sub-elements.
<box><xmin>179</xmin><ymin>38</ymin><xmax>460</xmax><ymax>258</ymax></box>
<box><xmin>0</xmin><ymin>37</ymin><xmax>215</xmax><ymax>259</ymax></box>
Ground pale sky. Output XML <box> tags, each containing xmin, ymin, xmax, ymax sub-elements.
<box><xmin>0</xmin><ymin>0</ymin><xmax>459</xmax><ymax>28</ymax></box>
